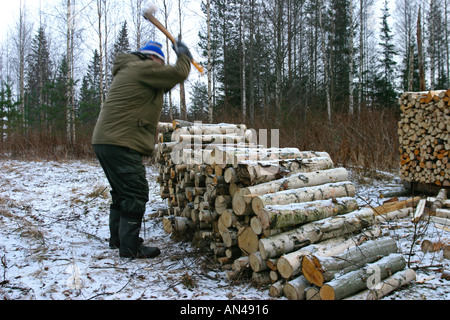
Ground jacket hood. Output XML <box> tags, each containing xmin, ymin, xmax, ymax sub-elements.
<box><xmin>112</xmin><ymin>53</ymin><xmax>140</xmax><ymax>76</ymax></box>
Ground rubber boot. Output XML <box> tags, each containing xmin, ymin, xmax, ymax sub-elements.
<box><xmin>118</xmin><ymin>216</ymin><xmax>161</xmax><ymax>259</ymax></box>
<box><xmin>109</xmin><ymin>205</ymin><xmax>121</xmax><ymax>249</ymax></box>
<box><xmin>109</xmin><ymin>206</ymin><xmax>144</xmax><ymax>249</ymax></box>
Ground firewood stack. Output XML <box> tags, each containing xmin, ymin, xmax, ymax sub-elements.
<box><xmin>398</xmin><ymin>90</ymin><xmax>450</xmax><ymax>188</ymax></box>
<box><xmin>153</xmin><ymin>120</ymin><xmax>416</xmax><ymax>300</ymax></box>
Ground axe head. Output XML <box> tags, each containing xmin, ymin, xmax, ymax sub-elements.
<box><xmin>143</xmin><ymin>5</ymin><xmax>158</xmax><ymax>21</ymax></box>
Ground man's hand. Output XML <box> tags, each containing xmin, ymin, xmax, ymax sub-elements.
<box><xmin>173</xmin><ymin>40</ymin><xmax>193</xmax><ymax>60</ymax></box>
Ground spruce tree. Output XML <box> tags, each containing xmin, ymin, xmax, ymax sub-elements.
<box><xmin>107</xmin><ymin>22</ymin><xmax>131</xmax><ymax>88</ymax></box>
<box><xmin>25</xmin><ymin>27</ymin><xmax>53</xmax><ymax>129</ymax></box>
<box><xmin>78</xmin><ymin>50</ymin><xmax>102</xmax><ymax>128</ymax></box>
<box><xmin>375</xmin><ymin>0</ymin><xmax>397</xmax><ymax>108</ymax></box>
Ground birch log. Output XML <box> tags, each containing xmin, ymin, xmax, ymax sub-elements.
<box><xmin>398</xmin><ymin>90</ymin><xmax>450</xmax><ymax>187</ymax></box>
<box><xmin>251</xmin><ymin>181</ymin><xmax>356</xmax><ymax>214</ymax></box>
<box><xmin>283</xmin><ymin>275</ymin><xmax>310</xmax><ymax>300</ymax></box>
<box><xmin>344</xmin><ymin>269</ymin><xmax>416</xmax><ymax>300</ymax></box>
<box><xmin>242</xmin><ymin>168</ymin><xmax>349</xmax><ymax>203</ymax></box>
<box><xmin>259</xmin><ymin>208</ymin><xmax>376</xmax><ymax>260</ymax></box>
<box><xmin>269</xmin><ymin>280</ymin><xmax>284</xmax><ymax>298</ymax></box>
<box><xmin>302</xmin><ymin>236</ymin><xmax>399</xmax><ymax>287</ymax></box>
<box><xmin>235</xmin><ymin>156</ymin><xmax>334</xmax><ymax>185</ymax></box>
<box><xmin>213</xmin><ymin>147</ymin><xmax>305</xmax><ymax>168</ymax></box>
<box><xmin>237</xmin><ymin>226</ymin><xmax>259</xmax><ymax>255</ymax></box>
<box><xmin>430</xmin><ymin>189</ymin><xmax>447</xmax><ymax>213</ymax></box>
<box><xmin>256</xmin><ymin>197</ymin><xmax>359</xmax><ymax>231</ymax></box>
<box><xmin>276</xmin><ymin>227</ymin><xmax>381</xmax><ymax>279</ymax></box>
<box><xmin>319</xmin><ymin>253</ymin><xmax>407</xmax><ymax>300</ymax></box>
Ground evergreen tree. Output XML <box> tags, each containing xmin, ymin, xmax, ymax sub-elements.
<box><xmin>329</xmin><ymin>0</ymin><xmax>352</xmax><ymax>111</ymax></box>
<box><xmin>78</xmin><ymin>50</ymin><xmax>102</xmax><ymax>127</ymax></box>
<box><xmin>107</xmin><ymin>22</ymin><xmax>131</xmax><ymax>88</ymax></box>
<box><xmin>47</xmin><ymin>56</ymin><xmax>73</xmax><ymax>133</ymax></box>
<box><xmin>189</xmin><ymin>81</ymin><xmax>209</xmax><ymax>120</ymax></box>
<box><xmin>374</xmin><ymin>0</ymin><xmax>397</xmax><ymax>108</ymax></box>
<box><xmin>25</xmin><ymin>27</ymin><xmax>53</xmax><ymax>129</ymax></box>
<box><xmin>0</xmin><ymin>82</ymin><xmax>21</xmax><ymax>142</ymax></box>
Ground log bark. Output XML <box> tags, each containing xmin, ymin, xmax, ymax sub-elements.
<box><xmin>256</xmin><ymin>197</ymin><xmax>359</xmax><ymax>231</ymax></box>
<box><xmin>252</xmin><ymin>181</ymin><xmax>356</xmax><ymax>214</ymax></box>
<box><xmin>412</xmin><ymin>199</ymin><xmax>427</xmax><ymax>223</ymax></box>
<box><xmin>372</xmin><ymin>196</ymin><xmax>421</xmax><ymax>215</ymax></box>
<box><xmin>319</xmin><ymin>253</ymin><xmax>407</xmax><ymax>300</ymax></box>
<box><xmin>430</xmin><ymin>188</ymin><xmax>447</xmax><ymax>213</ymax></box>
<box><xmin>173</xmin><ymin>216</ymin><xmax>195</xmax><ymax>233</ymax></box>
<box><xmin>235</xmin><ymin>156</ymin><xmax>334</xmax><ymax>185</ymax></box>
<box><xmin>259</xmin><ymin>208</ymin><xmax>376</xmax><ymax>260</ymax></box>
<box><xmin>242</xmin><ymin>168</ymin><xmax>349</xmax><ymax>202</ymax></box>
<box><xmin>277</xmin><ymin>227</ymin><xmax>381</xmax><ymax>279</ymax></box>
<box><xmin>344</xmin><ymin>269</ymin><xmax>416</xmax><ymax>300</ymax></box>
<box><xmin>269</xmin><ymin>280</ymin><xmax>284</xmax><ymax>298</ymax></box>
<box><xmin>283</xmin><ymin>275</ymin><xmax>310</xmax><ymax>300</ymax></box>
<box><xmin>436</xmin><ymin>208</ymin><xmax>450</xmax><ymax>219</ymax></box>
<box><xmin>222</xmin><ymin>229</ymin><xmax>238</xmax><ymax>248</ymax></box>
<box><xmin>213</xmin><ymin>146</ymin><xmax>305</xmax><ymax>168</ymax></box>
<box><xmin>302</xmin><ymin>236</ymin><xmax>399</xmax><ymax>287</ymax></box>
<box><xmin>421</xmin><ymin>238</ymin><xmax>450</xmax><ymax>253</ymax></box>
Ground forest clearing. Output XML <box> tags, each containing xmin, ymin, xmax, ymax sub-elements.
<box><xmin>1</xmin><ymin>0</ymin><xmax>450</xmax><ymax>304</ymax></box>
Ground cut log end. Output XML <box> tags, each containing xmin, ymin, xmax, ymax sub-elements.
<box><xmin>319</xmin><ymin>284</ymin><xmax>335</xmax><ymax>300</ymax></box>
<box><xmin>277</xmin><ymin>257</ymin><xmax>294</xmax><ymax>279</ymax></box>
<box><xmin>301</xmin><ymin>255</ymin><xmax>324</xmax><ymax>287</ymax></box>
<box><xmin>256</xmin><ymin>209</ymin><xmax>270</xmax><ymax>230</ymax></box>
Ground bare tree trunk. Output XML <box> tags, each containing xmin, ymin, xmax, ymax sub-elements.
<box><xmin>445</xmin><ymin>0</ymin><xmax>450</xmax><ymax>87</ymax></box>
<box><xmin>97</xmin><ymin>0</ymin><xmax>105</xmax><ymax>106</ymax></box>
<box><xmin>408</xmin><ymin>44</ymin><xmax>414</xmax><ymax>91</ymax></box>
<box><xmin>130</xmin><ymin>0</ymin><xmax>143</xmax><ymax>50</ymax></box>
<box><xmin>319</xmin><ymin>2</ymin><xmax>331</xmax><ymax>123</ymax></box>
<box><xmin>66</xmin><ymin>0</ymin><xmax>76</xmax><ymax>145</ymax></box>
<box><xmin>348</xmin><ymin>0</ymin><xmax>354</xmax><ymax>115</ymax></box>
<box><xmin>18</xmin><ymin>0</ymin><xmax>27</xmax><ymax>128</ymax></box>
<box><xmin>178</xmin><ymin>0</ymin><xmax>187</xmax><ymax>120</ymax></box>
<box><xmin>429</xmin><ymin>0</ymin><xmax>436</xmax><ymax>90</ymax></box>
<box><xmin>358</xmin><ymin>0</ymin><xmax>364</xmax><ymax>113</ymax></box>
<box><xmin>240</xmin><ymin>2</ymin><xmax>247</xmax><ymax>122</ymax></box>
<box><xmin>417</xmin><ymin>7</ymin><xmax>426</xmax><ymax>91</ymax></box>
<box><xmin>207</xmin><ymin>0</ymin><xmax>213</xmax><ymax>124</ymax></box>
<box><xmin>163</xmin><ymin>0</ymin><xmax>173</xmax><ymax>120</ymax></box>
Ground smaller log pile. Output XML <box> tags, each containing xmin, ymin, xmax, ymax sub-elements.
<box><xmin>398</xmin><ymin>90</ymin><xmax>450</xmax><ymax>188</ymax></box>
<box><xmin>416</xmin><ymin>188</ymin><xmax>450</xmax><ymax>259</ymax></box>
<box><xmin>154</xmin><ymin>120</ymin><xmax>417</xmax><ymax>300</ymax></box>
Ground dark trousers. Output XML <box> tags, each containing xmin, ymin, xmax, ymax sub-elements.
<box><xmin>93</xmin><ymin>144</ymin><xmax>149</xmax><ymax>219</ymax></box>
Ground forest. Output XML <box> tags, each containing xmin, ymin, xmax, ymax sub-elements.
<box><xmin>0</xmin><ymin>0</ymin><xmax>449</xmax><ymax>171</ymax></box>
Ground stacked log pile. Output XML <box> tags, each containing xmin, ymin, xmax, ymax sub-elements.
<box><xmin>418</xmin><ymin>188</ymin><xmax>450</xmax><ymax>259</ymax></box>
<box><xmin>398</xmin><ymin>90</ymin><xmax>450</xmax><ymax>187</ymax></box>
<box><xmin>154</xmin><ymin>120</ymin><xmax>417</xmax><ymax>300</ymax></box>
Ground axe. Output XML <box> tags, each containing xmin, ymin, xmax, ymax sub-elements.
<box><xmin>143</xmin><ymin>5</ymin><xmax>204</xmax><ymax>75</ymax></box>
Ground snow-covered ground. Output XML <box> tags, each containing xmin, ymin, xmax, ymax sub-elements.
<box><xmin>0</xmin><ymin>158</ymin><xmax>449</xmax><ymax>301</ymax></box>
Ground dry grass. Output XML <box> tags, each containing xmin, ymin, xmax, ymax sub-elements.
<box><xmin>1</xmin><ymin>108</ymin><xmax>401</xmax><ymax>172</ymax></box>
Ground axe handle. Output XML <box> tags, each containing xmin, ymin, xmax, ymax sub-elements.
<box><xmin>146</xmin><ymin>14</ymin><xmax>177</xmax><ymax>45</ymax></box>
<box><xmin>144</xmin><ymin>12</ymin><xmax>204</xmax><ymax>75</ymax></box>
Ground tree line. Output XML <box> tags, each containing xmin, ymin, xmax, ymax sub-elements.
<box><xmin>0</xmin><ymin>0</ymin><xmax>449</xmax><ymax>159</ymax></box>
<box><xmin>194</xmin><ymin>0</ymin><xmax>449</xmax><ymax>128</ymax></box>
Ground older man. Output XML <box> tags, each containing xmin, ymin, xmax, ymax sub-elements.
<box><xmin>92</xmin><ymin>40</ymin><xmax>191</xmax><ymax>259</ymax></box>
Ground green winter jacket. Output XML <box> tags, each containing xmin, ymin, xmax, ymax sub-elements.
<box><xmin>92</xmin><ymin>53</ymin><xmax>191</xmax><ymax>156</ymax></box>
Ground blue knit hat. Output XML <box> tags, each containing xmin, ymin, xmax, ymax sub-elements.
<box><xmin>139</xmin><ymin>41</ymin><xmax>165</xmax><ymax>61</ymax></box>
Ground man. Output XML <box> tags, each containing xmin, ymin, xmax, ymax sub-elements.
<box><xmin>92</xmin><ymin>40</ymin><xmax>192</xmax><ymax>259</ymax></box>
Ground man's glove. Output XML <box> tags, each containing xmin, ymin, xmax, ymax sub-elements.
<box><xmin>173</xmin><ymin>40</ymin><xmax>193</xmax><ymax>60</ymax></box>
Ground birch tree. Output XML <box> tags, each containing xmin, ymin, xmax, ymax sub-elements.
<box><xmin>66</xmin><ymin>0</ymin><xmax>76</xmax><ymax>144</ymax></box>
